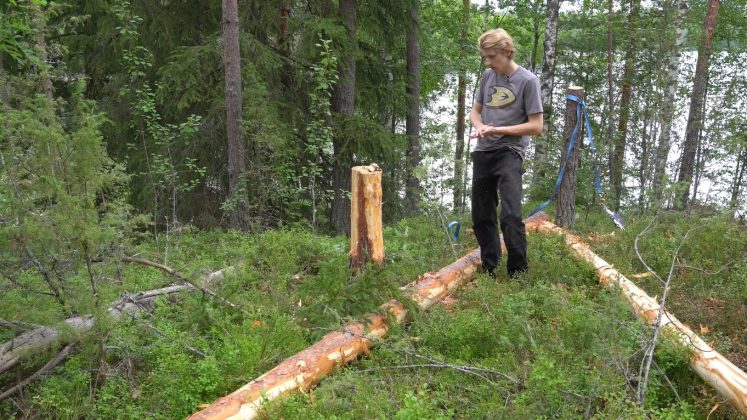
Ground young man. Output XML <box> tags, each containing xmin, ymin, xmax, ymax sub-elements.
<box><xmin>469</xmin><ymin>28</ymin><xmax>543</xmax><ymax>278</ymax></box>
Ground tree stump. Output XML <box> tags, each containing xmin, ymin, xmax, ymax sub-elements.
<box><xmin>349</xmin><ymin>164</ymin><xmax>385</xmax><ymax>271</ymax></box>
<box><xmin>556</xmin><ymin>86</ymin><xmax>584</xmax><ymax>228</ymax></box>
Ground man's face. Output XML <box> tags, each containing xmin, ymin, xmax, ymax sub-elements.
<box><xmin>481</xmin><ymin>50</ymin><xmax>512</xmax><ymax>75</ymax></box>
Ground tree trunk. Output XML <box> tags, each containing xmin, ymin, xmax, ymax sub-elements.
<box><xmin>331</xmin><ymin>0</ymin><xmax>357</xmax><ymax>236</ymax></box>
<box><xmin>529</xmin><ymin>213</ymin><xmax>747</xmax><ymax>417</ymax></box>
<box><xmin>677</xmin><ymin>0</ymin><xmax>720</xmax><ymax>209</ymax></box>
<box><xmin>531</xmin><ymin>0</ymin><xmax>560</xmax><ymax>187</ymax></box>
<box><xmin>222</xmin><ymin>0</ymin><xmax>248</xmax><ymax>229</ymax></box>
<box><xmin>405</xmin><ymin>1</ymin><xmax>422</xmax><ymax>214</ymax></box>
<box><xmin>0</xmin><ymin>54</ymin><xmax>8</xmax><ymax>106</ymax></box>
<box><xmin>652</xmin><ymin>0</ymin><xmax>688</xmax><ymax>202</ymax></box>
<box><xmin>349</xmin><ymin>164</ymin><xmax>385</xmax><ymax>271</ymax></box>
<box><xmin>277</xmin><ymin>1</ymin><xmax>292</xmax><ymax>92</ymax></box>
<box><xmin>453</xmin><ymin>0</ymin><xmax>470</xmax><ymax>213</ymax></box>
<box><xmin>556</xmin><ymin>86</ymin><xmax>584</xmax><ymax>228</ymax></box>
<box><xmin>729</xmin><ymin>146</ymin><xmax>747</xmax><ymax>216</ymax></box>
<box><xmin>606</xmin><ymin>0</ymin><xmax>615</xmax><ymax>178</ymax></box>
<box><xmin>610</xmin><ymin>0</ymin><xmax>640</xmax><ymax>211</ymax></box>
<box><xmin>637</xmin><ymin>100</ymin><xmax>652</xmax><ymax>213</ymax></box>
<box><xmin>530</xmin><ymin>0</ymin><xmax>540</xmax><ymax>73</ymax></box>
<box><xmin>31</xmin><ymin>4</ymin><xmax>53</xmax><ymax>99</ymax></box>
<box><xmin>640</xmin><ymin>118</ymin><xmax>658</xmax><ymax>212</ymax></box>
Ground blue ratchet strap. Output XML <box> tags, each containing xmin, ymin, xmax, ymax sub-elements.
<box><xmin>528</xmin><ymin>94</ymin><xmax>584</xmax><ymax>217</ymax></box>
<box><xmin>447</xmin><ymin>221</ymin><xmax>460</xmax><ymax>242</ymax></box>
<box><xmin>577</xmin><ymin>95</ymin><xmax>604</xmax><ymax>199</ymax></box>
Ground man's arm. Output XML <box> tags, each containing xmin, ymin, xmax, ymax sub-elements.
<box><xmin>470</xmin><ymin>101</ymin><xmax>492</xmax><ymax>138</ymax></box>
<box><xmin>489</xmin><ymin>113</ymin><xmax>543</xmax><ymax>136</ymax></box>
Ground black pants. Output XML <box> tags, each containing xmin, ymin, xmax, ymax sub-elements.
<box><xmin>471</xmin><ymin>148</ymin><xmax>528</xmax><ymax>276</ymax></box>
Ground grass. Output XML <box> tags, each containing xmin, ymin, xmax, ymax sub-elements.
<box><xmin>1</xmin><ymin>208</ymin><xmax>744</xmax><ymax>418</ymax></box>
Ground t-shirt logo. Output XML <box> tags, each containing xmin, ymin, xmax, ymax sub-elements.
<box><xmin>486</xmin><ymin>86</ymin><xmax>516</xmax><ymax>108</ymax></box>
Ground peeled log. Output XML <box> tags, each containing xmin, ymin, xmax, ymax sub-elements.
<box><xmin>527</xmin><ymin>212</ymin><xmax>747</xmax><ymax>416</ymax></box>
<box><xmin>0</xmin><ymin>270</ymin><xmax>228</xmax><ymax>375</ymax></box>
<box><xmin>349</xmin><ymin>164</ymin><xmax>385</xmax><ymax>271</ymax></box>
<box><xmin>189</xmin><ymin>216</ymin><xmax>548</xmax><ymax>419</ymax></box>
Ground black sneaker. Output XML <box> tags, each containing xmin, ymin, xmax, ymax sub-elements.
<box><xmin>508</xmin><ymin>267</ymin><xmax>528</xmax><ymax>279</ymax></box>
<box><xmin>480</xmin><ymin>263</ymin><xmax>497</xmax><ymax>279</ymax></box>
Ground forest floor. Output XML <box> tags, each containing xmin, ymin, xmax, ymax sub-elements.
<box><xmin>0</xmin><ymin>208</ymin><xmax>745</xmax><ymax>419</ymax></box>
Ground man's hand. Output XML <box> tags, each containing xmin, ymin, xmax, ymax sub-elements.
<box><xmin>469</xmin><ymin>124</ymin><xmax>502</xmax><ymax>139</ymax></box>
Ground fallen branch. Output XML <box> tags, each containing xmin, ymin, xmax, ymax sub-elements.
<box><xmin>354</xmin><ymin>363</ymin><xmax>516</xmax><ymax>383</ymax></box>
<box><xmin>636</xmin><ymin>221</ymin><xmax>695</xmax><ymax>403</ymax></box>
<box><xmin>0</xmin><ymin>319</ymin><xmax>39</xmax><ymax>333</ymax></box>
<box><xmin>0</xmin><ymin>341</ymin><xmax>76</xmax><ymax>403</ymax></box>
<box><xmin>0</xmin><ymin>269</ymin><xmax>227</xmax><ymax>375</ymax></box>
<box><xmin>122</xmin><ymin>257</ymin><xmax>246</xmax><ymax>315</ymax></box>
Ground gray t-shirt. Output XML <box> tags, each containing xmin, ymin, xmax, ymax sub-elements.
<box><xmin>473</xmin><ymin>66</ymin><xmax>542</xmax><ymax>157</ymax></box>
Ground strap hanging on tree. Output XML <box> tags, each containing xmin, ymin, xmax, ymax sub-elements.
<box><xmin>529</xmin><ymin>95</ymin><xmax>625</xmax><ymax>229</ymax></box>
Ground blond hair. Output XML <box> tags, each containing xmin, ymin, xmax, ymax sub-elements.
<box><xmin>477</xmin><ymin>28</ymin><xmax>516</xmax><ymax>59</ymax></box>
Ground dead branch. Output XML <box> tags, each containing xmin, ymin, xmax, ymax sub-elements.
<box><xmin>636</xmin><ymin>226</ymin><xmax>695</xmax><ymax>404</ymax></box>
<box><xmin>0</xmin><ymin>341</ymin><xmax>77</xmax><ymax>403</ymax></box>
<box><xmin>0</xmin><ymin>269</ymin><xmax>225</xmax><ymax>375</ymax></box>
<box><xmin>121</xmin><ymin>256</ymin><xmax>246</xmax><ymax>315</ymax></box>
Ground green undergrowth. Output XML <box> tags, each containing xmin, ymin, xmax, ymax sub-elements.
<box><xmin>1</xmin><ymin>209</ymin><xmax>745</xmax><ymax>418</ymax></box>
<box><xmin>0</xmin><ymin>214</ymin><xmax>472</xmax><ymax>419</ymax></box>
<box><xmin>263</xmin><ymin>228</ymin><xmax>719</xmax><ymax>419</ymax></box>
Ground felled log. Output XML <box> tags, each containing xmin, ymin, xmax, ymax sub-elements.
<box><xmin>527</xmin><ymin>212</ymin><xmax>747</xmax><ymax>416</ymax></box>
<box><xmin>349</xmin><ymin>164</ymin><xmax>385</xmax><ymax>271</ymax></box>
<box><xmin>189</xmin><ymin>216</ymin><xmax>548</xmax><ymax>420</ymax></box>
<box><xmin>0</xmin><ymin>269</ymin><xmax>227</xmax><ymax>375</ymax></box>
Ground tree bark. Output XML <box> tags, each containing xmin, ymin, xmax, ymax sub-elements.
<box><xmin>453</xmin><ymin>0</ymin><xmax>470</xmax><ymax>213</ymax></box>
<box><xmin>606</xmin><ymin>0</ymin><xmax>615</xmax><ymax>178</ymax></box>
<box><xmin>531</xmin><ymin>0</ymin><xmax>560</xmax><ymax>187</ymax></box>
<box><xmin>640</xmin><ymin>117</ymin><xmax>658</xmax><ymax>213</ymax></box>
<box><xmin>405</xmin><ymin>1</ymin><xmax>422</xmax><ymax>214</ymax></box>
<box><xmin>0</xmin><ymin>53</ymin><xmax>8</xmax><ymax>106</ymax></box>
<box><xmin>530</xmin><ymin>0</ymin><xmax>540</xmax><ymax>73</ymax></box>
<box><xmin>652</xmin><ymin>0</ymin><xmax>688</xmax><ymax>202</ymax></box>
<box><xmin>556</xmin><ymin>86</ymin><xmax>584</xmax><ymax>228</ymax></box>
<box><xmin>637</xmin><ymin>101</ymin><xmax>653</xmax><ymax>213</ymax></box>
<box><xmin>31</xmin><ymin>3</ymin><xmax>53</xmax><ymax>99</ymax></box>
<box><xmin>331</xmin><ymin>0</ymin><xmax>357</xmax><ymax>236</ymax></box>
<box><xmin>729</xmin><ymin>146</ymin><xmax>747</xmax><ymax>217</ymax></box>
<box><xmin>277</xmin><ymin>1</ymin><xmax>293</xmax><ymax>92</ymax></box>
<box><xmin>610</xmin><ymin>0</ymin><xmax>640</xmax><ymax>211</ymax></box>
<box><xmin>528</xmin><ymin>213</ymin><xmax>747</xmax><ymax>417</ymax></box>
<box><xmin>677</xmin><ymin>0</ymin><xmax>720</xmax><ymax>209</ymax></box>
<box><xmin>222</xmin><ymin>0</ymin><xmax>248</xmax><ymax>229</ymax></box>
<box><xmin>349</xmin><ymin>164</ymin><xmax>385</xmax><ymax>271</ymax></box>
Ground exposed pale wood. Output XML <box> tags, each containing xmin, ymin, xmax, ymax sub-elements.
<box><xmin>349</xmin><ymin>164</ymin><xmax>385</xmax><ymax>271</ymax></box>
<box><xmin>189</xmin><ymin>216</ymin><xmax>548</xmax><ymax>420</ymax></box>
<box><xmin>527</xmin><ymin>212</ymin><xmax>747</xmax><ymax>416</ymax></box>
